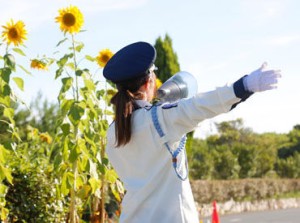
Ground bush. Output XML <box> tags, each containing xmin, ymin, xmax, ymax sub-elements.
<box><xmin>5</xmin><ymin>169</ymin><xmax>65</xmax><ymax>223</ymax></box>
<box><xmin>191</xmin><ymin>178</ymin><xmax>300</xmax><ymax>204</ymax></box>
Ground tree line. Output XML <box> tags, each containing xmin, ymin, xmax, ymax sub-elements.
<box><xmin>188</xmin><ymin>119</ymin><xmax>300</xmax><ymax>180</ymax></box>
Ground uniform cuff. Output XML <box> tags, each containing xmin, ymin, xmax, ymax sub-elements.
<box><xmin>231</xmin><ymin>75</ymin><xmax>253</xmax><ymax>110</ymax></box>
<box><xmin>233</xmin><ymin>75</ymin><xmax>253</xmax><ymax>100</ymax></box>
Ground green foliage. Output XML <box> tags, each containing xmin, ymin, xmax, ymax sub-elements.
<box><xmin>49</xmin><ymin>33</ymin><xmax>122</xmax><ymax>222</ymax></box>
<box><xmin>5</xmin><ymin>170</ymin><xmax>65</xmax><ymax>222</ymax></box>
<box><xmin>1</xmin><ymin>17</ymin><xmax>122</xmax><ymax>222</ymax></box>
<box><xmin>189</xmin><ymin>140</ymin><xmax>214</xmax><ymax>180</ymax></box>
<box><xmin>0</xmin><ymin>43</ymin><xmax>27</xmax><ymax>220</ymax></box>
<box><xmin>276</xmin><ymin>153</ymin><xmax>300</xmax><ymax>178</ymax></box>
<box><xmin>154</xmin><ymin>34</ymin><xmax>180</xmax><ymax>82</ymax></box>
<box><xmin>3</xmin><ymin>122</ymin><xmax>65</xmax><ymax>222</ymax></box>
<box><xmin>189</xmin><ymin>119</ymin><xmax>299</xmax><ymax>180</ymax></box>
<box><xmin>278</xmin><ymin>125</ymin><xmax>300</xmax><ymax>159</ymax></box>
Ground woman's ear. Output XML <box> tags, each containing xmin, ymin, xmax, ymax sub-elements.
<box><xmin>143</xmin><ymin>78</ymin><xmax>151</xmax><ymax>90</ymax></box>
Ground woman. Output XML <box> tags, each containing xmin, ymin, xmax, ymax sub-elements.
<box><xmin>103</xmin><ymin>41</ymin><xmax>281</xmax><ymax>223</ymax></box>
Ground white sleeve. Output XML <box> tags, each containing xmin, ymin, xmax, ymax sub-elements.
<box><xmin>156</xmin><ymin>84</ymin><xmax>241</xmax><ymax>142</ymax></box>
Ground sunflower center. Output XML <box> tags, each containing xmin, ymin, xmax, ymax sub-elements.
<box><xmin>101</xmin><ymin>55</ymin><xmax>109</xmax><ymax>62</ymax></box>
<box><xmin>63</xmin><ymin>13</ymin><xmax>76</xmax><ymax>26</ymax></box>
<box><xmin>8</xmin><ymin>28</ymin><xmax>19</xmax><ymax>39</ymax></box>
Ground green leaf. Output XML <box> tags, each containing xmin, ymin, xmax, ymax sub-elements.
<box><xmin>110</xmin><ymin>181</ymin><xmax>124</xmax><ymax>202</ymax></box>
<box><xmin>61</xmin><ymin>123</ymin><xmax>70</xmax><ymax>136</ymax></box>
<box><xmin>0</xmin><ymin>68</ymin><xmax>12</xmax><ymax>83</ymax></box>
<box><xmin>69</xmin><ymin>146</ymin><xmax>80</xmax><ymax>163</ymax></box>
<box><xmin>61</xmin><ymin>172</ymin><xmax>70</xmax><ymax>196</ymax></box>
<box><xmin>1</xmin><ymin>207</ymin><xmax>9</xmax><ymax>221</ymax></box>
<box><xmin>76</xmin><ymin>175</ymin><xmax>84</xmax><ymax>189</ymax></box>
<box><xmin>110</xmin><ymin>183</ymin><xmax>119</xmax><ymax>202</ymax></box>
<box><xmin>61</xmin><ymin>77</ymin><xmax>73</xmax><ymax>93</ymax></box>
<box><xmin>0</xmin><ymin>95</ymin><xmax>10</xmax><ymax>107</ymax></box>
<box><xmin>60</xmin><ymin>99</ymin><xmax>74</xmax><ymax>117</ymax></box>
<box><xmin>12</xmin><ymin>77</ymin><xmax>24</xmax><ymax>91</ymax></box>
<box><xmin>66</xmin><ymin>172</ymin><xmax>74</xmax><ymax>188</ymax></box>
<box><xmin>2</xmin><ymin>84</ymin><xmax>11</xmax><ymax>97</ymax></box>
<box><xmin>68</xmin><ymin>102</ymin><xmax>85</xmax><ymax>126</ymax></box>
<box><xmin>105</xmin><ymin>169</ymin><xmax>118</xmax><ymax>184</ymax></box>
<box><xmin>4</xmin><ymin>54</ymin><xmax>16</xmax><ymax>70</ymax></box>
<box><xmin>96</xmin><ymin>89</ymin><xmax>105</xmax><ymax>99</ymax></box>
<box><xmin>77</xmin><ymin>184</ymin><xmax>91</xmax><ymax>199</ymax></box>
<box><xmin>75</xmin><ymin>42</ymin><xmax>84</xmax><ymax>52</ymax></box>
<box><xmin>0</xmin><ymin>183</ymin><xmax>8</xmax><ymax>195</ymax></box>
<box><xmin>55</xmin><ymin>67</ymin><xmax>64</xmax><ymax>79</ymax></box>
<box><xmin>57</xmin><ymin>53</ymin><xmax>73</xmax><ymax>67</ymax></box>
<box><xmin>3</xmin><ymin>108</ymin><xmax>14</xmax><ymax>122</ymax></box>
<box><xmin>66</xmin><ymin>62</ymin><xmax>75</xmax><ymax>70</ymax></box>
<box><xmin>0</xmin><ymin>164</ymin><xmax>13</xmax><ymax>184</ymax></box>
<box><xmin>53</xmin><ymin>149</ymin><xmax>63</xmax><ymax>171</ymax></box>
<box><xmin>12</xmin><ymin>48</ymin><xmax>26</xmax><ymax>56</ymax></box>
<box><xmin>84</xmin><ymin>79</ymin><xmax>95</xmax><ymax>91</ymax></box>
<box><xmin>88</xmin><ymin>177</ymin><xmax>101</xmax><ymax>194</ymax></box>
<box><xmin>85</xmin><ymin>55</ymin><xmax>96</xmax><ymax>62</ymax></box>
<box><xmin>78</xmin><ymin>155</ymin><xmax>88</xmax><ymax>172</ymax></box>
<box><xmin>18</xmin><ymin>64</ymin><xmax>32</xmax><ymax>75</ymax></box>
<box><xmin>56</xmin><ymin>37</ymin><xmax>68</xmax><ymax>47</ymax></box>
<box><xmin>84</xmin><ymin>134</ymin><xmax>97</xmax><ymax>152</ymax></box>
<box><xmin>63</xmin><ymin>137</ymin><xmax>70</xmax><ymax>161</ymax></box>
<box><xmin>0</xmin><ymin>145</ymin><xmax>9</xmax><ymax>164</ymax></box>
<box><xmin>75</xmin><ymin>69</ymin><xmax>83</xmax><ymax>76</ymax></box>
<box><xmin>104</xmin><ymin>110</ymin><xmax>114</xmax><ymax>116</ymax></box>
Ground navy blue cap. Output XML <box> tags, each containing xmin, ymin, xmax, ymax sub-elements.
<box><xmin>103</xmin><ymin>42</ymin><xmax>156</xmax><ymax>83</ymax></box>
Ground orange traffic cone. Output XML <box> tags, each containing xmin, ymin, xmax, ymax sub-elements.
<box><xmin>211</xmin><ymin>200</ymin><xmax>220</xmax><ymax>223</ymax></box>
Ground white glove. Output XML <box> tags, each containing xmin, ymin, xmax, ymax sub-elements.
<box><xmin>243</xmin><ymin>62</ymin><xmax>281</xmax><ymax>93</ymax></box>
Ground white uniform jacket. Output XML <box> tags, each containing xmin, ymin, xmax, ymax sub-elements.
<box><xmin>106</xmin><ymin>77</ymin><xmax>252</xmax><ymax>223</ymax></box>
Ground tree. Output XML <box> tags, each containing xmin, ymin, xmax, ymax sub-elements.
<box><xmin>275</xmin><ymin>125</ymin><xmax>300</xmax><ymax>178</ymax></box>
<box><xmin>278</xmin><ymin>125</ymin><xmax>300</xmax><ymax>159</ymax></box>
<box><xmin>154</xmin><ymin>34</ymin><xmax>180</xmax><ymax>82</ymax></box>
<box><xmin>154</xmin><ymin>34</ymin><xmax>196</xmax><ymax>170</ymax></box>
<box><xmin>189</xmin><ymin>139</ymin><xmax>214</xmax><ymax>180</ymax></box>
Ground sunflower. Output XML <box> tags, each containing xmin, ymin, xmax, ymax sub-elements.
<box><xmin>40</xmin><ymin>133</ymin><xmax>53</xmax><ymax>144</ymax></box>
<box><xmin>55</xmin><ymin>5</ymin><xmax>84</xmax><ymax>34</ymax></box>
<box><xmin>2</xmin><ymin>19</ymin><xmax>27</xmax><ymax>46</ymax></box>
<box><xmin>156</xmin><ymin>78</ymin><xmax>162</xmax><ymax>88</ymax></box>
<box><xmin>30</xmin><ymin>59</ymin><xmax>48</xmax><ymax>70</ymax></box>
<box><xmin>96</xmin><ymin>49</ymin><xmax>114</xmax><ymax>68</ymax></box>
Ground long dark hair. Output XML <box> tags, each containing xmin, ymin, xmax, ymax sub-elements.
<box><xmin>111</xmin><ymin>75</ymin><xmax>150</xmax><ymax>147</ymax></box>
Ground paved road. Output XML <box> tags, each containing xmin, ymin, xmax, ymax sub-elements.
<box><xmin>201</xmin><ymin>208</ymin><xmax>300</xmax><ymax>223</ymax></box>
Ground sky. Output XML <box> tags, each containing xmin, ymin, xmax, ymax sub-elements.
<box><xmin>0</xmin><ymin>0</ymin><xmax>299</xmax><ymax>138</ymax></box>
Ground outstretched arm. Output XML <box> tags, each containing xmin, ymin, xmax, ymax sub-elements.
<box><xmin>156</xmin><ymin>63</ymin><xmax>282</xmax><ymax>141</ymax></box>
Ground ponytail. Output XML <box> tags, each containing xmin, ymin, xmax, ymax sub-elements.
<box><xmin>111</xmin><ymin>75</ymin><xmax>149</xmax><ymax>147</ymax></box>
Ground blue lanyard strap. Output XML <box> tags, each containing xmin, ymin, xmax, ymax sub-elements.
<box><xmin>151</xmin><ymin>105</ymin><xmax>188</xmax><ymax>181</ymax></box>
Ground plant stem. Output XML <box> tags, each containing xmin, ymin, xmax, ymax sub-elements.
<box><xmin>71</xmin><ymin>34</ymin><xmax>79</xmax><ymax>102</ymax></box>
<box><xmin>69</xmin><ymin>160</ymin><xmax>78</xmax><ymax>223</ymax></box>
<box><xmin>69</xmin><ymin>34</ymin><xmax>79</xmax><ymax>223</ymax></box>
<box><xmin>100</xmin><ymin>136</ymin><xmax>107</xmax><ymax>223</ymax></box>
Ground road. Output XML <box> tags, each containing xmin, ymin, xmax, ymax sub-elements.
<box><xmin>201</xmin><ymin>208</ymin><xmax>300</xmax><ymax>223</ymax></box>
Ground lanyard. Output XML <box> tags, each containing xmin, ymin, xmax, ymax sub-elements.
<box><xmin>151</xmin><ymin>105</ymin><xmax>188</xmax><ymax>181</ymax></box>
